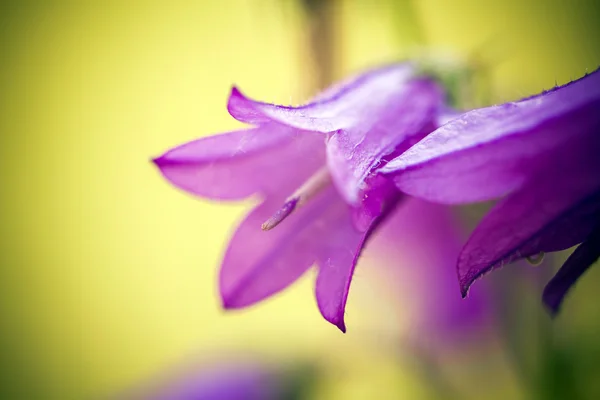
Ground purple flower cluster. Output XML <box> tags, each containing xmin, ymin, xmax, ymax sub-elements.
<box><xmin>153</xmin><ymin>62</ymin><xmax>599</xmax><ymax>330</ymax></box>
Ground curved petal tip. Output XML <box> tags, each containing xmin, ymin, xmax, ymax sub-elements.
<box><xmin>317</xmin><ymin>297</ymin><xmax>348</xmax><ymax>333</ymax></box>
<box><xmin>228</xmin><ymin>86</ymin><xmax>243</xmax><ymax>103</ymax></box>
<box><xmin>226</xmin><ymin>86</ymin><xmax>270</xmax><ymax>125</ymax></box>
<box><xmin>460</xmin><ymin>282</ymin><xmax>471</xmax><ymax>299</ymax></box>
<box><xmin>151</xmin><ymin>155</ymin><xmax>167</xmax><ymax>167</ymax></box>
<box><xmin>226</xmin><ymin>86</ymin><xmax>245</xmax><ymax>116</ymax></box>
<box><xmin>541</xmin><ymin>287</ymin><xmax>561</xmax><ymax>318</ymax></box>
<box><xmin>541</xmin><ymin>228</ymin><xmax>600</xmax><ymax>317</ymax></box>
<box><xmin>220</xmin><ymin>295</ymin><xmax>241</xmax><ymax>310</ymax></box>
<box><xmin>459</xmin><ymin>268</ymin><xmax>485</xmax><ymax>299</ymax></box>
<box><xmin>326</xmin><ymin>316</ymin><xmax>347</xmax><ymax>333</ymax></box>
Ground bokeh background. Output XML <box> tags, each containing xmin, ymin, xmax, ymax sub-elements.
<box><xmin>1</xmin><ymin>0</ymin><xmax>600</xmax><ymax>399</ymax></box>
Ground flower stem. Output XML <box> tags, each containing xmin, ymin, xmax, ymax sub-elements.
<box><xmin>300</xmin><ymin>0</ymin><xmax>337</xmax><ymax>90</ymax></box>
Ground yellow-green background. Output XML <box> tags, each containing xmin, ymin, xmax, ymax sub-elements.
<box><xmin>1</xmin><ymin>0</ymin><xmax>599</xmax><ymax>399</ymax></box>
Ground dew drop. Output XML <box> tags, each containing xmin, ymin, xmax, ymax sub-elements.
<box><xmin>526</xmin><ymin>252</ymin><xmax>545</xmax><ymax>266</ymax></box>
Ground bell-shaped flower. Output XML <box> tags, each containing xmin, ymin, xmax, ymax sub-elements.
<box><xmin>153</xmin><ymin>63</ymin><xmax>452</xmax><ymax>331</ymax></box>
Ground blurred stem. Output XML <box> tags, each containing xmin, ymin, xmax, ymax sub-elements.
<box><xmin>300</xmin><ymin>0</ymin><xmax>337</xmax><ymax>90</ymax></box>
<box><xmin>490</xmin><ymin>268</ymin><xmax>536</xmax><ymax>393</ymax></box>
<box><xmin>490</xmin><ymin>261</ymin><xmax>580</xmax><ymax>399</ymax></box>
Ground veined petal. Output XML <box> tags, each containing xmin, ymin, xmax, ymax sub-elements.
<box><xmin>227</xmin><ymin>63</ymin><xmax>417</xmax><ymax>130</ymax></box>
<box><xmin>221</xmin><ymin>186</ymin><xmax>370</xmax><ymax>333</ymax></box>
<box><xmin>543</xmin><ymin>226</ymin><xmax>600</xmax><ymax>315</ymax></box>
<box><xmin>325</xmin><ymin>79</ymin><xmax>441</xmax><ymax>205</ymax></box>
<box><xmin>153</xmin><ymin>124</ymin><xmax>325</xmax><ymax>200</ymax></box>
<box><xmin>313</xmin><ymin>208</ymin><xmax>370</xmax><ymax>333</ymax></box>
<box><xmin>220</xmin><ymin>193</ymin><xmax>328</xmax><ymax>310</ymax></box>
<box><xmin>227</xmin><ymin>63</ymin><xmax>444</xmax><ymax>204</ymax></box>
<box><xmin>382</xmin><ymin>69</ymin><xmax>600</xmax><ymax>203</ymax></box>
<box><xmin>313</xmin><ymin>191</ymin><xmax>403</xmax><ymax>332</ymax></box>
<box><xmin>458</xmin><ymin>165</ymin><xmax>600</xmax><ymax>297</ymax></box>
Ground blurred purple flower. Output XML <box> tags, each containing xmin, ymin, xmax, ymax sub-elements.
<box><xmin>382</xmin><ymin>69</ymin><xmax>600</xmax><ymax>314</ymax></box>
<box><xmin>131</xmin><ymin>359</ymin><xmax>289</xmax><ymax>400</ymax></box>
<box><xmin>369</xmin><ymin>199</ymin><xmax>489</xmax><ymax>341</ymax></box>
<box><xmin>153</xmin><ymin>63</ymin><xmax>450</xmax><ymax>332</ymax></box>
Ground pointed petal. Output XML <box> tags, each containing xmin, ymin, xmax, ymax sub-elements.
<box><xmin>227</xmin><ymin>63</ymin><xmax>416</xmax><ymax>130</ymax></box>
<box><xmin>313</xmin><ymin>180</ymin><xmax>402</xmax><ymax>332</ymax></box>
<box><xmin>153</xmin><ymin>125</ymin><xmax>325</xmax><ymax>199</ymax></box>
<box><xmin>227</xmin><ymin>63</ymin><xmax>444</xmax><ymax>205</ymax></box>
<box><xmin>383</xmin><ymin>69</ymin><xmax>600</xmax><ymax>203</ymax></box>
<box><xmin>314</xmin><ymin>181</ymin><xmax>401</xmax><ymax>332</ymax></box>
<box><xmin>543</xmin><ymin>227</ymin><xmax>600</xmax><ymax>315</ymax></box>
<box><xmin>458</xmin><ymin>169</ymin><xmax>600</xmax><ymax>296</ymax></box>
<box><xmin>219</xmin><ymin>193</ymin><xmax>330</xmax><ymax>309</ymax></box>
<box><xmin>313</xmin><ymin>208</ymin><xmax>369</xmax><ymax>333</ymax></box>
<box><xmin>220</xmin><ymin>186</ymin><xmax>368</xmax><ymax>331</ymax></box>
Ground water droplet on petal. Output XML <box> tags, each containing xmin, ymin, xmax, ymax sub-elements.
<box><xmin>526</xmin><ymin>252</ymin><xmax>545</xmax><ymax>266</ymax></box>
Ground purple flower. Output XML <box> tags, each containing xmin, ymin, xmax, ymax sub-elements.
<box><xmin>153</xmin><ymin>63</ymin><xmax>447</xmax><ymax>332</ymax></box>
<box><xmin>129</xmin><ymin>359</ymin><xmax>288</xmax><ymax>400</ymax></box>
<box><xmin>382</xmin><ymin>69</ymin><xmax>600</xmax><ymax>314</ymax></box>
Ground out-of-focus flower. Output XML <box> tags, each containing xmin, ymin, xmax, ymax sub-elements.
<box><xmin>128</xmin><ymin>359</ymin><xmax>310</xmax><ymax>400</ymax></box>
<box><xmin>382</xmin><ymin>69</ymin><xmax>600</xmax><ymax>314</ymax></box>
<box><xmin>369</xmin><ymin>199</ymin><xmax>489</xmax><ymax>342</ymax></box>
<box><xmin>153</xmin><ymin>63</ymin><xmax>448</xmax><ymax>332</ymax></box>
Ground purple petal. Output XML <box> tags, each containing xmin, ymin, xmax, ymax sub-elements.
<box><xmin>383</xmin><ymin>70</ymin><xmax>600</xmax><ymax>203</ymax></box>
<box><xmin>221</xmin><ymin>186</ymin><xmax>371</xmax><ymax>332</ymax></box>
<box><xmin>314</xmin><ymin>180</ymin><xmax>402</xmax><ymax>332</ymax></box>
<box><xmin>309</xmin><ymin>178</ymin><xmax>404</xmax><ymax>332</ymax></box>
<box><xmin>227</xmin><ymin>63</ymin><xmax>444</xmax><ymax>205</ymax></box>
<box><xmin>153</xmin><ymin>124</ymin><xmax>325</xmax><ymax>200</ymax></box>
<box><xmin>219</xmin><ymin>191</ymin><xmax>332</xmax><ymax>309</ymax></box>
<box><xmin>543</xmin><ymin>226</ymin><xmax>600</xmax><ymax>315</ymax></box>
<box><xmin>312</xmin><ymin>222</ymin><xmax>367</xmax><ymax>332</ymax></box>
<box><xmin>351</xmin><ymin>174</ymin><xmax>399</xmax><ymax>232</ymax></box>
<box><xmin>458</xmin><ymin>167</ymin><xmax>600</xmax><ymax>297</ymax></box>
<box><xmin>313</xmin><ymin>205</ymin><xmax>374</xmax><ymax>333</ymax></box>
<box><xmin>325</xmin><ymin>80</ymin><xmax>440</xmax><ymax>206</ymax></box>
<box><xmin>227</xmin><ymin>63</ymin><xmax>417</xmax><ymax>129</ymax></box>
